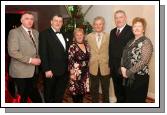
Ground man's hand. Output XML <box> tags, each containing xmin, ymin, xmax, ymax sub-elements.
<box><xmin>45</xmin><ymin>70</ymin><xmax>53</xmax><ymax>78</ymax></box>
<box><xmin>30</xmin><ymin>58</ymin><xmax>41</xmax><ymax>65</ymax></box>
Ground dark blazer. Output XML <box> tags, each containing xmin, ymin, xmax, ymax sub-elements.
<box><xmin>39</xmin><ymin>27</ymin><xmax>69</xmax><ymax>76</ymax></box>
<box><xmin>109</xmin><ymin>24</ymin><xmax>134</xmax><ymax>66</ymax></box>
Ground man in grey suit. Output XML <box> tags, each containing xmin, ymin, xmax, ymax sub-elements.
<box><xmin>8</xmin><ymin>12</ymin><xmax>42</xmax><ymax>103</ymax></box>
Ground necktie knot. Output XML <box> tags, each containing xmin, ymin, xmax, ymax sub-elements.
<box><xmin>28</xmin><ymin>30</ymin><xmax>31</xmax><ymax>35</ymax></box>
<box><xmin>116</xmin><ymin>29</ymin><xmax>120</xmax><ymax>37</ymax></box>
<box><xmin>28</xmin><ymin>31</ymin><xmax>33</xmax><ymax>37</ymax></box>
<box><xmin>98</xmin><ymin>33</ymin><xmax>101</xmax><ymax>42</ymax></box>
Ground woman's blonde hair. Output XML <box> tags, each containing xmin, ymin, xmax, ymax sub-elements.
<box><xmin>73</xmin><ymin>28</ymin><xmax>85</xmax><ymax>41</ymax></box>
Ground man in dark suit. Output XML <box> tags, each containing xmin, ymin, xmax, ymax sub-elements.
<box><xmin>8</xmin><ymin>12</ymin><xmax>42</xmax><ymax>103</ymax></box>
<box><xmin>39</xmin><ymin>14</ymin><xmax>69</xmax><ymax>103</ymax></box>
<box><xmin>109</xmin><ymin>10</ymin><xmax>134</xmax><ymax>103</ymax></box>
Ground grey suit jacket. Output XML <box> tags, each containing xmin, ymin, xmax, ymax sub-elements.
<box><xmin>8</xmin><ymin>26</ymin><xmax>39</xmax><ymax>78</ymax></box>
<box><xmin>86</xmin><ymin>32</ymin><xmax>110</xmax><ymax>76</ymax></box>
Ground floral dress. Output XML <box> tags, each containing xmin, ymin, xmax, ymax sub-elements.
<box><xmin>68</xmin><ymin>42</ymin><xmax>90</xmax><ymax>95</ymax></box>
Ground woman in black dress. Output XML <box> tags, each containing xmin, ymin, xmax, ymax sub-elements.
<box><xmin>68</xmin><ymin>28</ymin><xmax>90</xmax><ymax>103</ymax></box>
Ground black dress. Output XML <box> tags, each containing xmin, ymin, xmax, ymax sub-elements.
<box><xmin>68</xmin><ymin>42</ymin><xmax>90</xmax><ymax>96</ymax></box>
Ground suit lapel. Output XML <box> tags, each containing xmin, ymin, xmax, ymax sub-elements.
<box><xmin>100</xmin><ymin>32</ymin><xmax>106</xmax><ymax>49</ymax></box>
<box><xmin>32</xmin><ymin>30</ymin><xmax>38</xmax><ymax>50</ymax></box>
<box><xmin>48</xmin><ymin>28</ymin><xmax>66</xmax><ymax>51</ymax></box>
<box><xmin>19</xmin><ymin>26</ymin><xmax>35</xmax><ymax>46</ymax></box>
<box><xmin>91</xmin><ymin>32</ymin><xmax>99</xmax><ymax>52</ymax></box>
<box><xmin>118</xmin><ymin>24</ymin><xmax>128</xmax><ymax>39</ymax></box>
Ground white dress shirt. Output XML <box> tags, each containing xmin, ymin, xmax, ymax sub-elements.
<box><xmin>117</xmin><ymin>24</ymin><xmax>126</xmax><ymax>33</ymax></box>
<box><xmin>51</xmin><ymin>26</ymin><xmax>66</xmax><ymax>50</ymax></box>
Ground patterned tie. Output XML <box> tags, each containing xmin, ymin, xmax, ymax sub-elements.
<box><xmin>97</xmin><ymin>33</ymin><xmax>102</xmax><ymax>49</ymax></box>
<box><xmin>28</xmin><ymin>31</ymin><xmax>39</xmax><ymax>75</ymax></box>
<box><xmin>98</xmin><ymin>33</ymin><xmax>101</xmax><ymax>42</ymax></box>
<box><xmin>28</xmin><ymin>31</ymin><xmax>37</xmax><ymax>56</ymax></box>
<box><xmin>116</xmin><ymin>29</ymin><xmax>120</xmax><ymax>38</ymax></box>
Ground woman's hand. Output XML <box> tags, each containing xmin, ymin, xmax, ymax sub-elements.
<box><xmin>121</xmin><ymin>67</ymin><xmax>128</xmax><ymax>78</ymax></box>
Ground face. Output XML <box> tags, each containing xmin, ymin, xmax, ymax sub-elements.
<box><xmin>114</xmin><ymin>12</ymin><xmax>127</xmax><ymax>28</ymax></box>
<box><xmin>75</xmin><ymin>31</ymin><xmax>84</xmax><ymax>43</ymax></box>
<box><xmin>51</xmin><ymin>16</ymin><xmax>63</xmax><ymax>31</ymax></box>
<box><xmin>93</xmin><ymin>19</ymin><xmax>104</xmax><ymax>33</ymax></box>
<box><xmin>132</xmin><ymin>22</ymin><xmax>144</xmax><ymax>37</ymax></box>
<box><xmin>21</xmin><ymin>14</ymin><xmax>34</xmax><ymax>29</ymax></box>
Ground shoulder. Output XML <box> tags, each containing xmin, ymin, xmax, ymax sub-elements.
<box><xmin>125</xmin><ymin>24</ymin><xmax>132</xmax><ymax>29</ymax></box>
<box><xmin>103</xmin><ymin>32</ymin><xmax>109</xmax><ymax>37</ymax></box>
<box><xmin>68</xmin><ymin>43</ymin><xmax>78</xmax><ymax>52</ymax></box>
<box><xmin>39</xmin><ymin>28</ymin><xmax>50</xmax><ymax>35</ymax></box>
<box><xmin>86</xmin><ymin>32</ymin><xmax>94</xmax><ymax>38</ymax></box>
<box><xmin>32</xmin><ymin>29</ymin><xmax>39</xmax><ymax>34</ymax></box>
<box><xmin>8</xmin><ymin>27</ymin><xmax>21</xmax><ymax>36</ymax></box>
<box><xmin>85</xmin><ymin>32</ymin><xmax>95</xmax><ymax>41</ymax></box>
<box><xmin>143</xmin><ymin>36</ymin><xmax>153</xmax><ymax>45</ymax></box>
<box><xmin>69</xmin><ymin>42</ymin><xmax>77</xmax><ymax>49</ymax></box>
<box><xmin>110</xmin><ymin>27</ymin><xmax>117</xmax><ymax>33</ymax></box>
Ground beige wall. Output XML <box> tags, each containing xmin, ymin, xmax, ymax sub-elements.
<box><xmin>82</xmin><ymin>5</ymin><xmax>155</xmax><ymax>100</ymax></box>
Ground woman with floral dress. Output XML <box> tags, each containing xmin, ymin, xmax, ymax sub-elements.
<box><xmin>68</xmin><ymin>28</ymin><xmax>90</xmax><ymax>103</ymax></box>
<box><xmin>120</xmin><ymin>17</ymin><xmax>153</xmax><ymax>103</ymax></box>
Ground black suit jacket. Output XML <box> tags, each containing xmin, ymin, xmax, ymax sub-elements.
<box><xmin>109</xmin><ymin>24</ymin><xmax>134</xmax><ymax>67</ymax></box>
<box><xmin>39</xmin><ymin>27</ymin><xmax>69</xmax><ymax>76</ymax></box>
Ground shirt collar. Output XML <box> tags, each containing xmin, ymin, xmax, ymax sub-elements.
<box><xmin>117</xmin><ymin>24</ymin><xmax>126</xmax><ymax>33</ymax></box>
<box><xmin>22</xmin><ymin>25</ymin><xmax>32</xmax><ymax>32</ymax></box>
<box><xmin>95</xmin><ymin>32</ymin><xmax>103</xmax><ymax>37</ymax></box>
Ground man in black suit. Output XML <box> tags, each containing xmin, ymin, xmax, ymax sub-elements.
<box><xmin>109</xmin><ymin>10</ymin><xmax>134</xmax><ymax>103</ymax></box>
<box><xmin>39</xmin><ymin>14</ymin><xmax>69</xmax><ymax>103</ymax></box>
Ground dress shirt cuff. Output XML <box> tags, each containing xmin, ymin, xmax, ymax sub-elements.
<box><xmin>29</xmin><ymin>58</ymin><xmax>32</xmax><ymax>64</ymax></box>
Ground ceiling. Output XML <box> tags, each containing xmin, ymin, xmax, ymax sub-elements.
<box><xmin>5</xmin><ymin>5</ymin><xmax>70</xmax><ymax>18</ymax></box>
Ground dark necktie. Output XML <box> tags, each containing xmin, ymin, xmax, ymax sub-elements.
<box><xmin>116</xmin><ymin>29</ymin><xmax>120</xmax><ymax>38</ymax></box>
<box><xmin>28</xmin><ymin>31</ymin><xmax>37</xmax><ymax>56</ymax></box>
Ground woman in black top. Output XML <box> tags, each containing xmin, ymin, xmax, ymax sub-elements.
<box><xmin>121</xmin><ymin>17</ymin><xmax>153</xmax><ymax>103</ymax></box>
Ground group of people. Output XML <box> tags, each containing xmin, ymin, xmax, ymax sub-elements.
<box><xmin>7</xmin><ymin>9</ymin><xmax>153</xmax><ymax>103</ymax></box>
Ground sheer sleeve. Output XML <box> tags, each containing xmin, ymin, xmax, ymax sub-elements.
<box><xmin>68</xmin><ymin>44</ymin><xmax>75</xmax><ymax>71</ymax></box>
<box><xmin>126</xmin><ymin>39</ymin><xmax>153</xmax><ymax>77</ymax></box>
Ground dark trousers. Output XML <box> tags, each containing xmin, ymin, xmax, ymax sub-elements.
<box><xmin>72</xmin><ymin>94</ymin><xmax>83</xmax><ymax>103</ymax></box>
<box><xmin>125</xmin><ymin>74</ymin><xmax>149</xmax><ymax>103</ymax></box>
<box><xmin>110</xmin><ymin>59</ymin><xmax>126</xmax><ymax>103</ymax></box>
<box><xmin>44</xmin><ymin>73</ymin><xmax>68</xmax><ymax>103</ymax></box>
<box><xmin>13</xmin><ymin>76</ymin><xmax>42</xmax><ymax>103</ymax></box>
<box><xmin>89</xmin><ymin>69</ymin><xmax>110</xmax><ymax>103</ymax></box>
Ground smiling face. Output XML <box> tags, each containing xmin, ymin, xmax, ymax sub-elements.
<box><xmin>21</xmin><ymin>13</ymin><xmax>34</xmax><ymax>29</ymax></box>
<box><xmin>93</xmin><ymin>19</ymin><xmax>104</xmax><ymax>33</ymax></box>
<box><xmin>51</xmin><ymin>16</ymin><xmax>63</xmax><ymax>31</ymax></box>
<box><xmin>114</xmin><ymin>12</ymin><xmax>127</xmax><ymax>28</ymax></box>
<box><xmin>75</xmin><ymin>31</ymin><xmax>84</xmax><ymax>44</ymax></box>
<box><xmin>132</xmin><ymin>22</ymin><xmax>144</xmax><ymax>38</ymax></box>
<box><xmin>73</xmin><ymin>28</ymin><xmax>85</xmax><ymax>44</ymax></box>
